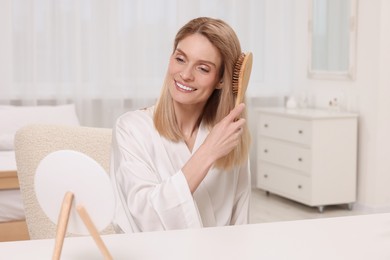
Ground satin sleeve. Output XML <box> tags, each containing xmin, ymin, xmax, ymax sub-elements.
<box><xmin>230</xmin><ymin>159</ymin><xmax>251</xmax><ymax>225</ymax></box>
<box><xmin>110</xmin><ymin>114</ymin><xmax>203</xmax><ymax>233</ymax></box>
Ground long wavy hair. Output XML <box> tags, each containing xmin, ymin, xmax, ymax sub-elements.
<box><xmin>154</xmin><ymin>17</ymin><xmax>251</xmax><ymax>170</ymax></box>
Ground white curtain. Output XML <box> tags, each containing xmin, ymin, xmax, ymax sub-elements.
<box><xmin>0</xmin><ymin>0</ymin><xmax>294</xmax><ymax>127</ymax></box>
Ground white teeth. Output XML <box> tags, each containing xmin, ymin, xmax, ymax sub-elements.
<box><xmin>177</xmin><ymin>82</ymin><xmax>195</xmax><ymax>91</ymax></box>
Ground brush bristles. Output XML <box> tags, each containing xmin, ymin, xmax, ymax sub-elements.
<box><xmin>232</xmin><ymin>53</ymin><xmax>246</xmax><ymax>95</ymax></box>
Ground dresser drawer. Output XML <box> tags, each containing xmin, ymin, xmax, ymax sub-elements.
<box><xmin>256</xmin><ymin>107</ymin><xmax>358</xmax><ymax>210</ymax></box>
<box><xmin>256</xmin><ymin>162</ymin><xmax>311</xmax><ymax>201</ymax></box>
<box><xmin>258</xmin><ymin>137</ymin><xmax>311</xmax><ymax>174</ymax></box>
<box><xmin>258</xmin><ymin>114</ymin><xmax>312</xmax><ymax>146</ymax></box>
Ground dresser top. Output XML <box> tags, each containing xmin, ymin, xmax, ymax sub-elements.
<box><xmin>256</xmin><ymin>107</ymin><xmax>358</xmax><ymax>119</ymax></box>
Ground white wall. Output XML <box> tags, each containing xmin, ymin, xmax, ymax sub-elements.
<box><xmin>291</xmin><ymin>0</ymin><xmax>390</xmax><ymax>209</ymax></box>
<box><xmin>0</xmin><ymin>1</ymin><xmax>12</xmax><ymax>94</ymax></box>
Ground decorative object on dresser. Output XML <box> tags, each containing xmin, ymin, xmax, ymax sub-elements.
<box><xmin>256</xmin><ymin>107</ymin><xmax>358</xmax><ymax>213</ymax></box>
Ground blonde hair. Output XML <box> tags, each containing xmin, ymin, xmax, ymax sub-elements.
<box><xmin>154</xmin><ymin>17</ymin><xmax>251</xmax><ymax>170</ymax></box>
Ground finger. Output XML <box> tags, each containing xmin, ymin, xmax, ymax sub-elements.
<box><xmin>228</xmin><ymin>103</ymin><xmax>245</xmax><ymax>122</ymax></box>
<box><xmin>236</xmin><ymin>126</ymin><xmax>244</xmax><ymax>134</ymax></box>
<box><xmin>232</xmin><ymin>118</ymin><xmax>246</xmax><ymax>129</ymax></box>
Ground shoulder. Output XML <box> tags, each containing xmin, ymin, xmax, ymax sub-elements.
<box><xmin>114</xmin><ymin>106</ymin><xmax>155</xmax><ymax>136</ymax></box>
<box><xmin>116</xmin><ymin>106</ymin><xmax>154</xmax><ymax>127</ymax></box>
<box><xmin>112</xmin><ymin>107</ymin><xmax>159</xmax><ymax>157</ymax></box>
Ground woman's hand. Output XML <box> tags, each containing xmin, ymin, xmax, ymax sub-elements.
<box><xmin>202</xmin><ymin>103</ymin><xmax>246</xmax><ymax>162</ymax></box>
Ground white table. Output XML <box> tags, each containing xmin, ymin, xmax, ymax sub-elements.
<box><xmin>1</xmin><ymin>213</ymin><xmax>389</xmax><ymax>260</ymax></box>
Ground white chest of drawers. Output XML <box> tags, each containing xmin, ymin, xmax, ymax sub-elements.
<box><xmin>256</xmin><ymin>107</ymin><xmax>358</xmax><ymax>212</ymax></box>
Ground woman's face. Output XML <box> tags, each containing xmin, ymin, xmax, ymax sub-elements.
<box><xmin>168</xmin><ymin>33</ymin><xmax>222</xmax><ymax>108</ymax></box>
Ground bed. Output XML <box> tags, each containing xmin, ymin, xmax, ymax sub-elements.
<box><xmin>0</xmin><ymin>104</ymin><xmax>80</xmax><ymax>241</ymax></box>
<box><xmin>0</xmin><ymin>151</ymin><xmax>29</xmax><ymax>241</ymax></box>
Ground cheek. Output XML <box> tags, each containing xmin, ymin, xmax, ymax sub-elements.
<box><xmin>167</xmin><ymin>58</ymin><xmax>179</xmax><ymax>76</ymax></box>
<box><xmin>201</xmin><ymin>76</ymin><xmax>219</xmax><ymax>90</ymax></box>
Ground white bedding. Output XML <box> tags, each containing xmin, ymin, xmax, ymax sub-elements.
<box><xmin>0</xmin><ymin>151</ymin><xmax>17</xmax><ymax>171</ymax></box>
<box><xmin>0</xmin><ymin>151</ymin><xmax>25</xmax><ymax>222</ymax></box>
<box><xmin>0</xmin><ymin>189</ymin><xmax>24</xmax><ymax>222</ymax></box>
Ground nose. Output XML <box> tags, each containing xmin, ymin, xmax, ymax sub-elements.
<box><xmin>180</xmin><ymin>66</ymin><xmax>194</xmax><ymax>81</ymax></box>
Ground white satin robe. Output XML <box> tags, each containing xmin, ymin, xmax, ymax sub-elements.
<box><xmin>109</xmin><ymin>106</ymin><xmax>251</xmax><ymax>233</ymax></box>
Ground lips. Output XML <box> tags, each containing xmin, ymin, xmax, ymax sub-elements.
<box><xmin>176</xmin><ymin>81</ymin><xmax>196</xmax><ymax>92</ymax></box>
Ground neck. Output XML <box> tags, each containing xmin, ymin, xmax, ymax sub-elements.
<box><xmin>173</xmin><ymin>102</ymin><xmax>204</xmax><ymax>140</ymax></box>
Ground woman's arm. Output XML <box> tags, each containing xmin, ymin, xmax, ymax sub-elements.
<box><xmin>182</xmin><ymin>103</ymin><xmax>246</xmax><ymax>193</ymax></box>
<box><xmin>111</xmin><ymin>114</ymin><xmax>203</xmax><ymax>232</ymax></box>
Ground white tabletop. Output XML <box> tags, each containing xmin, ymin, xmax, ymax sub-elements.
<box><xmin>1</xmin><ymin>213</ymin><xmax>389</xmax><ymax>260</ymax></box>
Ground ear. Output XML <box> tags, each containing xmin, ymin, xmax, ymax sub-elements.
<box><xmin>215</xmin><ymin>80</ymin><xmax>223</xmax><ymax>89</ymax></box>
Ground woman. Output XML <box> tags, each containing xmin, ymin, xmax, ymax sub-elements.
<box><xmin>110</xmin><ymin>17</ymin><xmax>251</xmax><ymax>233</ymax></box>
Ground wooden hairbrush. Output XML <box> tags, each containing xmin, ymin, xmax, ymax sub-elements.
<box><xmin>232</xmin><ymin>52</ymin><xmax>253</xmax><ymax>107</ymax></box>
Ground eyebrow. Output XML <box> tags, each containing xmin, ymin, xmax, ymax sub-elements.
<box><xmin>175</xmin><ymin>48</ymin><xmax>217</xmax><ymax>68</ymax></box>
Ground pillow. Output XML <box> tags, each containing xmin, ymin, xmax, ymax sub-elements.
<box><xmin>0</xmin><ymin>104</ymin><xmax>80</xmax><ymax>150</ymax></box>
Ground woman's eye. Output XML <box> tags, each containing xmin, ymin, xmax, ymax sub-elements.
<box><xmin>175</xmin><ymin>57</ymin><xmax>185</xmax><ymax>63</ymax></box>
<box><xmin>198</xmin><ymin>66</ymin><xmax>210</xmax><ymax>73</ymax></box>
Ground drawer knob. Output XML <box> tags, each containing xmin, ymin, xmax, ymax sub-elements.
<box><xmin>298</xmin><ymin>130</ymin><xmax>303</xmax><ymax>134</ymax></box>
<box><xmin>264</xmin><ymin>149</ymin><xmax>268</xmax><ymax>153</ymax></box>
<box><xmin>264</xmin><ymin>124</ymin><xmax>268</xmax><ymax>128</ymax></box>
<box><xmin>264</xmin><ymin>174</ymin><xmax>268</xmax><ymax>178</ymax></box>
<box><xmin>298</xmin><ymin>157</ymin><xmax>303</xmax><ymax>162</ymax></box>
<box><xmin>298</xmin><ymin>185</ymin><xmax>302</xmax><ymax>189</ymax></box>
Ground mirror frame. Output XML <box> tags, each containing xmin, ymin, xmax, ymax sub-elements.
<box><xmin>307</xmin><ymin>0</ymin><xmax>358</xmax><ymax>80</ymax></box>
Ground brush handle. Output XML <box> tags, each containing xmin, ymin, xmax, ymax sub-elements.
<box><xmin>235</xmin><ymin>52</ymin><xmax>253</xmax><ymax>107</ymax></box>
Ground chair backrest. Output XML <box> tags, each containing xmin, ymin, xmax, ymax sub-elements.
<box><xmin>14</xmin><ymin>124</ymin><xmax>115</xmax><ymax>239</ymax></box>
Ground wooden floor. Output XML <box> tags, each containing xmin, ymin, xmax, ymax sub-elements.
<box><xmin>249</xmin><ymin>188</ymin><xmax>370</xmax><ymax>224</ymax></box>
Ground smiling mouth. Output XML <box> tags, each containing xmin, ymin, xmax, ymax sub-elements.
<box><xmin>176</xmin><ymin>81</ymin><xmax>196</xmax><ymax>92</ymax></box>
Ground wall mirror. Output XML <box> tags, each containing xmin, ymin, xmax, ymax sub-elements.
<box><xmin>308</xmin><ymin>0</ymin><xmax>357</xmax><ymax>80</ymax></box>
